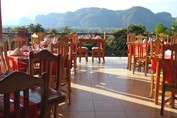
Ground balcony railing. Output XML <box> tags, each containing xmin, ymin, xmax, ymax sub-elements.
<box><xmin>2</xmin><ymin>32</ymin><xmax>128</xmax><ymax>57</ymax></box>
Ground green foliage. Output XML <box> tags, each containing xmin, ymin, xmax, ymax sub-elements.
<box><xmin>13</xmin><ymin>26</ymin><xmax>28</xmax><ymax>32</ymax></box>
<box><xmin>48</xmin><ymin>28</ymin><xmax>58</xmax><ymax>38</ymax></box>
<box><xmin>60</xmin><ymin>26</ymin><xmax>72</xmax><ymax>34</ymax></box>
<box><xmin>59</xmin><ymin>26</ymin><xmax>73</xmax><ymax>37</ymax></box>
<box><xmin>27</xmin><ymin>23</ymin><xmax>45</xmax><ymax>33</ymax></box>
<box><xmin>127</xmin><ymin>24</ymin><xmax>146</xmax><ymax>34</ymax></box>
<box><xmin>154</xmin><ymin>23</ymin><xmax>166</xmax><ymax>35</ymax></box>
<box><xmin>170</xmin><ymin>19</ymin><xmax>177</xmax><ymax>35</ymax></box>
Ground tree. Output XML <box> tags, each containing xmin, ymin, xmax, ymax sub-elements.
<box><xmin>170</xmin><ymin>19</ymin><xmax>177</xmax><ymax>35</ymax></box>
<box><xmin>13</xmin><ymin>26</ymin><xmax>28</xmax><ymax>32</ymax></box>
<box><xmin>127</xmin><ymin>24</ymin><xmax>146</xmax><ymax>34</ymax></box>
<box><xmin>27</xmin><ymin>23</ymin><xmax>45</xmax><ymax>33</ymax></box>
<box><xmin>154</xmin><ymin>23</ymin><xmax>166</xmax><ymax>36</ymax></box>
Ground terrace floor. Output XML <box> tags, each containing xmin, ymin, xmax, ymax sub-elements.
<box><xmin>59</xmin><ymin>57</ymin><xmax>177</xmax><ymax>118</ymax></box>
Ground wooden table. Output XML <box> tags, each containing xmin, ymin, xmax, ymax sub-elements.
<box><xmin>7</xmin><ymin>51</ymin><xmax>29</xmax><ymax>72</ymax></box>
<box><xmin>79</xmin><ymin>37</ymin><xmax>103</xmax><ymax>62</ymax></box>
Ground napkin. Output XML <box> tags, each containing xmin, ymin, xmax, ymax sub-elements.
<box><xmin>10</xmin><ymin>48</ymin><xmax>23</xmax><ymax>56</ymax></box>
<box><xmin>43</xmin><ymin>37</ymin><xmax>51</xmax><ymax>43</ymax></box>
<box><xmin>20</xmin><ymin>45</ymin><xmax>28</xmax><ymax>52</ymax></box>
<box><xmin>79</xmin><ymin>35</ymin><xmax>85</xmax><ymax>39</ymax></box>
<box><xmin>95</xmin><ymin>35</ymin><xmax>102</xmax><ymax>39</ymax></box>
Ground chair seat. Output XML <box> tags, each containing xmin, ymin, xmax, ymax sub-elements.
<box><xmin>28</xmin><ymin>87</ymin><xmax>66</xmax><ymax>106</ymax></box>
<box><xmin>81</xmin><ymin>46</ymin><xmax>88</xmax><ymax>49</ymax></box>
<box><xmin>92</xmin><ymin>47</ymin><xmax>103</xmax><ymax>50</ymax></box>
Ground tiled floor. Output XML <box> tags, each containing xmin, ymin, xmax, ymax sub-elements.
<box><xmin>59</xmin><ymin>57</ymin><xmax>177</xmax><ymax>118</ymax></box>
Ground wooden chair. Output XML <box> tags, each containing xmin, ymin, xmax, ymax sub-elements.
<box><xmin>29</xmin><ymin>50</ymin><xmax>66</xmax><ymax>118</ymax></box>
<box><xmin>160</xmin><ymin>44</ymin><xmax>177</xmax><ymax>115</ymax></box>
<box><xmin>0</xmin><ymin>71</ymin><xmax>49</xmax><ymax>118</ymax></box>
<box><xmin>126</xmin><ymin>33</ymin><xmax>136</xmax><ymax>71</ymax></box>
<box><xmin>50</xmin><ymin>40</ymin><xmax>72</xmax><ymax>105</ymax></box>
<box><xmin>132</xmin><ymin>34</ymin><xmax>150</xmax><ymax>76</ymax></box>
<box><xmin>31</xmin><ymin>33</ymin><xmax>39</xmax><ymax>48</ymax></box>
<box><xmin>17</xmin><ymin>30</ymin><xmax>27</xmax><ymax>38</ymax></box>
<box><xmin>31</xmin><ymin>32</ymin><xmax>46</xmax><ymax>49</ymax></box>
<box><xmin>0</xmin><ymin>42</ymin><xmax>10</xmax><ymax>73</ymax></box>
<box><xmin>0</xmin><ymin>41</ymin><xmax>14</xmax><ymax>79</ymax></box>
<box><xmin>149</xmin><ymin>39</ymin><xmax>164</xmax><ymax>98</ymax></box>
<box><xmin>171</xmin><ymin>35</ymin><xmax>177</xmax><ymax>45</ymax></box>
<box><xmin>8</xmin><ymin>36</ymin><xmax>28</xmax><ymax>51</ymax></box>
<box><xmin>92</xmin><ymin>32</ymin><xmax>106</xmax><ymax>63</ymax></box>
<box><xmin>158</xmin><ymin>33</ymin><xmax>170</xmax><ymax>43</ymax></box>
<box><xmin>7</xmin><ymin>36</ymin><xmax>28</xmax><ymax>72</ymax></box>
<box><xmin>66</xmin><ymin>32</ymin><xmax>78</xmax><ymax>74</ymax></box>
<box><xmin>36</xmin><ymin>32</ymin><xmax>46</xmax><ymax>41</ymax></box>
<box><xmin>77</xmin><ymin>36</ymin><xmax>88</xmax><ymax>63</ymax></box>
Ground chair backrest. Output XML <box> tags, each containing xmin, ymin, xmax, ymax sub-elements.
<box><xmin>50</xmin><ymin>40</ymin><xmax>71</xmax><ymax>83</ymax></box>
<box><xmin>66</xmin><ymin>32</ymin><xmax>79</xmax><ymax>53</ymax></box>
<box><xmin>8</xmin><ymin>36</ymin><xmax>28</xmax><ymax>50</ymax></box>
<box><xmin>162</xmin><ymin>44</ymin><xmax>177</xmax><ymax>89</ymax></box>
<box><xmin>59</xmin><ymin>35</ymin><xmax>71</xmax><ymax>43</ymax></box>
<box><xmin>17</xmin><ymin>30</ymin><xmax>26</xmax><ymax>38</ymax></box>
<box><xmin>0</xmin><ymin>71</ymin><xmax>49</xmax><ymax>118</ymax></box>
<box><xmin>31</xmin><ymin>33</ymin><xmax>39</xmax><ymax>44</ymax></box>
<box><xmin>127</xmin><ymin>33</ymin><xmax>136</xmax><ymax>55</ymax></box>
<box><xmin>0</xmin><ymin>42</ymin><xmax>10</xmax><ymax>73</ymax></box>
<box><xmin>171</xmin><ymin>35</ymin><xmax>177</xmax><ymax>45</ymax></box>
<box><xmin>102</xmin><ymin>32</ymin><xmax>107</xmax><ymax>50</ymax></box>
<box><xmin>127</xmin><ymin>33</ymin><xmax>136</xmax><ymax>43</ymax></box>
<box><xmin>36</xmin><ymin>32</ymin><xmax>46</xmax><ymax>41</ymax></box>
<box><xmin>50</xmin><ymin>40</ymin><xmax>72</xmax><ymax>60</ymax></box>
<box><xmin>29</xmin><ymin>50</ymin><xmax>62</xmax><ymax>90</ymax></box>
<box><xmin>134</xmin><ymin>34</ymin><xmax>148</xmax><ymax>58</ymax></box>
<box><xmin>150</xmin><ymin>38</ymin><xmax>164</xmax><ymax>59</ymax></box>
<box><xmin>158</xmin><ymin>33</ymin><xmax>170</xmax><ymax>43</ymax></box>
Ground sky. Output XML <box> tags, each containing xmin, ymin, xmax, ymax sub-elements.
<box><xmin>1</xmin><ymin>0</ymin><xmax>177</xmax><ymax>25</ymax></box>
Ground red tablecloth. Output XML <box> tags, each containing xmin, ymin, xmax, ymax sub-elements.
<box><xmin>7</xmin><ymin>51</ymin><xmax>29</xmax><ymax>71</ymax></box>
<box><xmin>0</xmin><ymin>94</ymin><xmax>38</xmax><ymax>118</ymax></box>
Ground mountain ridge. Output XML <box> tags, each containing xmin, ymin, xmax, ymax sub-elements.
<box><xmin>12</xmin><ymin>6</ymin><xmax>176</xmax><ymax>31</ymax></box>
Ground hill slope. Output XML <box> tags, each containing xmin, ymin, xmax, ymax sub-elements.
<box><xmin>17</xmin><ymin>6</ymin><xmax>175</xmax><ymax>31</ymax></box>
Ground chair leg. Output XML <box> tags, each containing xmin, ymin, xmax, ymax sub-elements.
<box><xmin>92</xmin><ymin>51</ymin><xmax>94</xmax><ymax>62</ymax></box>
<box><xmin>127</xmin><ymin>55</ymin><xmax>129</xmax><ymax>69</ymax></box>
<box><xmin>86</xmin><ymin>52</ymin><xmax>88</xmax><ymax>62</ymax></box>
<box><xmin>74</xmin><ymin>57</ymin><xmax>77</xmax><ymax>73</ymax></box>
<box><xmin>150</xmin><ymin>70</ymin><xmax>154</xmax><ymax>98</ymax></box>
<box><xmin>129</xmin><ymin>55</ymin><xmax>132</xmax><ymax>71</ymax></box>
<box><xmin>98</xmin><ymin>52</ymin><xmax>101</xmax><ymax>63</ymax></box>
<box><xmin>145</xmin><ymin>61</ymin><xmax>147</xmax><ymax>76</ymax></box>
<box><xmin>133</xmin><ymin>59</ymin><xmax>135</xmax><ymax>74</ymax></box>
<box><xmin>160</xmin><ymin>85</ymin><xmax>165</xmax><ymax>115</ymax></box>
<box><xmin>102</xmin><ymin>53</ymin><xmax>105</xmax><ymax>63</ymax></box>
<box><xmin>53</xmin><ymin>105</ymin><xmax>59</xmax><ymax>118</ymax></box>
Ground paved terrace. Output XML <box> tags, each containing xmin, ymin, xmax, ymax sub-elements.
<box><xmin>59</xmin><ymin>57</ymin><xmax>177</xmax><ymax>118</ymax></box>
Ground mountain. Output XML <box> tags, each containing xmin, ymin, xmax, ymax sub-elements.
<box><xmin>18</xmin><ymin>17</ymin><xmax>34</xmax><ymax>25</ymax></box>
<box><xmin>17</xmin><ymin>6</ymin><xmax>176</xmax><ymax>31</ymax></box>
